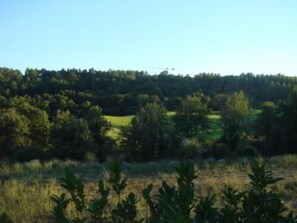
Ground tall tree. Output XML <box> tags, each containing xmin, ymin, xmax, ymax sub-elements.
<box><xmin>121</xmin><ymin>103</ymin><xmax>176</xmax><ymax>161</ymax></box>
<box><xmin>221</xmin><ymin>91</ymin><xmax>250</xmax><ymax>150</ymax></box>
<box><xmin>264</xmin><ymin>89</ymin><xmax>297</xmax><ymax>154</ymax></box>
<box><xmin>51</xmin><ymin>117</ymin><xmax>93</xmax><ymax>160</ymax></box>
<box><xmin>0</xmin><ymin>109</ymin><xmax>30</xmax><ymax>158</ymax></box>
<box><xmin>8</xmin><ymin>97</ymin><xmax>51</xmax><ymax>148</ymax></box>
<box><xmin>84</xmin><ymin>105</ymin><xmax>111</xmax><ymax>160</ymax></box>
<box><xmin>174</xmin><ymin>93</ymin><xmax>210</xmax><ymax>139</ymax></box>
<box><xmin>256</xmin><ymin>101</ymin><xmax>276</xmax><ymax>136</ymax></box>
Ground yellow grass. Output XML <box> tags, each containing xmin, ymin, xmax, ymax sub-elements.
<box><xmin>104</xmin><ymin>115</ymin><xmax>134</xmax><ymax>128</ymax></box>
<box><xmin>1</xmin><ymin>156</ymin><xmax>297</xmax><ymax>222</ymax></box>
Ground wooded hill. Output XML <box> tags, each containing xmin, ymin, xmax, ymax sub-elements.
<box><xmin>1</xmin><ymin>67</ymin><xmax>296</xmax><ymax>115</ymax></box>
<box><xmin>1</xmin><ymin>67</ymin><xmax>297</xmax><ymax>162</ymax></box>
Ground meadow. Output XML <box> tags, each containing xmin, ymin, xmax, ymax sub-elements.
<box><xmin>1</xmin><ymin>155</ymin><xmax>297</xmax><ymax>222</ymax></box>
<box><xmin>104</xmin><ymin>111</ymin><xmax>224</xmax><ymax>142</ymax></box>
<box><xmin>104</xmin><ymin>110</ymin><xmax>260</xmax><ymax>143</ymax></box>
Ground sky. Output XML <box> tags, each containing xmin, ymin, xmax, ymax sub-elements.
<box><xmin>1</xmin><ymin>0</ymin><xmax>297</xmax><ymax>76</ymax></box>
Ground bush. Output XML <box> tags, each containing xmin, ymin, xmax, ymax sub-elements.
<box><xmin>178</xmin><ymin>138</ymin><xmax>203</xmax><ymax>159</ymax></box>
<box><xmin>51</xmin><ymin>160</ymin><xmax>140</xmax><ymax>223</ymax></box>
<box><xmin>0</xmin><ymin>213</ymin><xmax>13</xmax><ymax>223</ymax></box>
<box><xmin>2</xmin><ymin>161</ymin><xmax>297</xmax><ymax>222</ymax></box>
<box><xmin>236</xmin><ymin>145</ymin><xmax>259</xmax><ymax>158</ymax></box>
<box><xmin>199</xmin><ymin>143</ymin><xmax>230</xmax><ymax>159</ymax></box>
<box><xmin>11</xmin><ymin>146</ymin><xmax>51</xmax><ymax>162</ymax></box>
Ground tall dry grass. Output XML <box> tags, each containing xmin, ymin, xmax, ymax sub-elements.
<box><xmin>1</xmin><ymin>155</ymin><xmax>297</xmax><ymax>222</ymax></box>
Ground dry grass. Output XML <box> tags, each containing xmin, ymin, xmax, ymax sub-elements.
<box><xmin>1</xmin><ymin>155</ymin><xmax>297</xmax><ymax>222</ymax></box>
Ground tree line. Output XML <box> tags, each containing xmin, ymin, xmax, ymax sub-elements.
<box><xmin>1</xmin><ymin>67</ymin><xmax>296</xmax><ymax>115</ymax></box>
<box><xmin>0</xmin><ymin>67</ymin><xmax>297</xmax><ymax>161</ymax></box>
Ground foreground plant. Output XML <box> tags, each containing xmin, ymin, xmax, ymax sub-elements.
<box><xmin>1</xmin><ymin>160</ymin><xmax>296</xmax><ymax>222</ymax></box>
<box><xmin>51</xmin><ymin>160</ymin><xmax>141</xmax><ymax>223</ymax></box>
<box><xmin>142</xmin><ymin>161</ymin><xmax>297</xmax><ymax>223</ymax></box>
<box><xmin>0</xmin><ymin>213</ymin><xmax>13</xmax><ymax>223</ymax></box>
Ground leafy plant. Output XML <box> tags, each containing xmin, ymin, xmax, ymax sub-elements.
<box><xmin>0</xmin><ymin>213</ymin><xmax>13</xmax><ymax>223</ymax></box>
<box><xmin>2</xmin><ymin>160</ymin><xmax>297</xmax><ymax>223</ymax></box>
<box><xmin>51</xmin><ymin>160</ymin><xmax>141</xmax><ymax>223</ymax></box>
<box><xmin>142</xmin><ymin>162</ymin><xmax>219</xmax><ymax>223</ymax></box>
<box><xmin>87</xmin><ymin>180</ymin><xmax>110</xmax><ymax>222</ymax></box>
<box><xmin>240</xmin><ymin>162</ymin><xmax>292</xmax><ymax>222</ymax></box>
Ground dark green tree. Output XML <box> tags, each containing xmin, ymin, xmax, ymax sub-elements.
<box><xmin>51</xmin><ymin>117</ymin><xmax>93</xmax><ymax>160</ymax></box>
<box><xmin>174</xmin><ymin>93</ymin><xmax>210</xmax><ymax>139</ymax></box>
<box><xmin>0</xmin><ymin>108</ymin><xmax>30</xmax><ymax>158</ymax></box>
<box><xmin>8</xmin><ymin>97</ymin><xmax>51</xmax><ymax>148</ymax></box>
<box><xmin>121</xmin><ymin>103</ymin><xmax>176</xmax><ymax>161</ymax></box>
<box><xmin>256</xmin><ymin>101</ymin><xmax>276</xmax><ymax>136</ymax></box>
<box><xmin>84</xmin><ymin>106</ymin><xmax>112</xmax><ymax>161</ymax></box>
<box><xmin>264</xmin><ymin>89</ymin><xmax>297</xmax><ymax>154</ymax></box>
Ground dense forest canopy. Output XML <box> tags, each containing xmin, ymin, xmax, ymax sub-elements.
<box><xmin>0</xmin><ymin>67</ymin><xmax>296</xmax><ymax>115</ymax></box>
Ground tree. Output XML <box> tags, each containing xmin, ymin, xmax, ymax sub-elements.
<box><xmin>53</xmin><ymin>109</ymin><xmax>72</xmax><ymax>125</ymax></box>
<box><xmin>221</xmin><ymin>91</ymin><xmax>250</xmax><ymax>150</ymax></box>
<box><xmin>84</xmin><ymin>106</ymin><xmax>112</xmax><ymax>161</ymax></box>
<box><xmin>256</xmin><ymin>101</ymin><xmax>276</xmax><ymax>136</ymax></box>
<box><xmin>121</xmin><ymin>103</ymin><xmax>176</xmax><ymax>161</ymax></box>
<box><xmin>51</xmin><ymin>117</ymin><xmax>93</xmax><ymax>160</ymax></box>
<box><xmin>0</xmin><ymin>109</ymin><xmax>30</xmax><ymax>158</ymax></box>
<box><xmin>8</xmin><ymin>97</ymin><xmax>51</xmax><ymax>148</ymax></box>
<box><xmin>174</xmin><ymin>93</ymin><xmax>210</xmax><ymax>138</ymax></box>
<box><xmin>84</xmin><ymin>106</ymin><xmax>109</xmax><ymax>143</ymax></box>
<box><xmin>264</xmin><ymin>89</ymin><xmax>297</xmax><ymax>154</ymax></box>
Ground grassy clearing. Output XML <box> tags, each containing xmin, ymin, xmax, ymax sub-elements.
<box><xmin>104</xmin><ymin>110</ymin><xmax>260</xmax><ymax>142</ymax></box>
<box><xmin>104</xmin><ymin>115</ymin><xmax>134</xmax><ymax>128</ymax></box>
<box><xmin>104</xmin><ymin>112</ymin><xmax>178</xmax><ymax>141</ymax></box>
<box><xmin>166</xmin><ymin>111</ymin><xmax>176</xmax><ymax>116</ymax></box>
<box><xmin>104</xmin><ymin>111</ymin><xmax>225</xmax><ymax>141</ymax></box>
<box><xmin>206</xmin><ymin>111</ymin><xmax>223</xmax><ymax>140</ymax></box>
<box><xmin>1</xmin><ymin>155</ymin><xmax>297</xmax><ymax>222</ymax></box>
<box><xmin>104</xmin><ymin>111</ymin><xmax>176</xmax><ymax>128</ymax></box>
<box><xmin>104</xmin><ymin>115</ymin><xmax>133</xmax><ymax>141</ymax></box>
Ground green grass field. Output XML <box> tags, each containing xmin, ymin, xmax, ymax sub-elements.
<box><xmin>1</xmin><ymin>155</ymin><xmax>296</xmax><ymax>222</ymax></box>
<box><xmin>104</xmin><ymin>110</ymin><xmax>260</xmax><ymax>142</ymax></box>
<box><xmin>105</xmin><ymin>111</ymin><xmax>224</xmax><ymax>129</ymax></box>
<box><xmin>104</xmin><ymin>115</ymin><xmax>134</xmax><ymax>128</ymax></box>
<box><xmin>104</xmin><ymin>112</ymin><xmax>179</xmax><ymax>141</ymax></box>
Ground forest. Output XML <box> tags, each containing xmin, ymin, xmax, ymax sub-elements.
<box><xmin>1</xmin><ymin>67</ymin><xmax>297</xmax><ymax>222</ymax></box>
<box><xmin>0</xmin><ymin>67</ymin><xmax>297</xmax><ymax>162</ymax></box>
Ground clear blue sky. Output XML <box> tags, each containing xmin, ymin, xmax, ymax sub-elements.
<box><xmin>1</xmin><ymin>0</ymin><xmax>297</xmax><ymax>76</ymax></box>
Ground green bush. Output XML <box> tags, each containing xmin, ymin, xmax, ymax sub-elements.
<box><xmin>236</xmin><ymin>145</ymin><xmax>259</xmax><ymax>158</ymax></box>
<box><xmin>178</xmin><ymin>138</ymin><xmax>202</xmax><ymax>159</ymax></box>
<box><xmin>11</xmin><ymin>146</ymin><xmax>51</xmax><ymax>162</ymax></box>
<box><xmin>0</xmin><ymin>213</ymin><xmax>13</xmax><ymax>223</ymax></box>
<box><xmin>51</xmin><ymin>161</ymin><xmax>297</xmax><ymax>223</ymax></box>
<box><xmin>51</xmin><ymin>160</ymin><xmax>140</xmax><ymax>223</ymax></box>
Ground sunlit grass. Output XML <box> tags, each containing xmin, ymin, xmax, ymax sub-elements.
<box><xmin>1</xmin><ymin>155</ymin><xmax>296</xmax><ymax>222</ymax></box>
<box><xmin>104</xmin><ymin>110</ymin><xmax>261</xmax><ymax>142</ymax></box>
<box><xmin>208</xmin><ymin>111</ymin><xmax>221</xmax><ymax>120</ymax></box>
<box><xmin>104</xmin><ymin>115</ymin><xmax>134</xmax><ymax>128</ymax></box>
<box><xmin>166</xmin><ymin>111</ymin><xmax>176</xmax><ymax>116</ymax></box>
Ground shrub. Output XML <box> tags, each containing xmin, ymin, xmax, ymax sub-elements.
<box><xmin>178</xmin><ymin>138</ymin><xmax>203</xmax><ymax>159</ymax></box>
<box><xmin>51</xmin><ymin>160</ymin><xmax>141</xmax><ymax>223</ymax></box>
<box><xmin>236</xmin><ymin>145</ymin><xmax>259</xmax><ymax>158</ymax></box>
<box><xmin>11</xmin><ymin>146</ymin><xmax>51</xmax><ymax>162</ymax></box>
<box><xmin>0</xmin><ymin>213</ymin><xmax>13</xmax><ymax>223</ymax></box>
<box><xmin>51</xmin><ymin>161</ymin><xmax>297</xmax><ymax>223</ymax></box>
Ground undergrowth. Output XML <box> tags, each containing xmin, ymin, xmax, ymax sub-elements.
<box><xmin>2</xmin><ymin>160</ymin><xmax>296</xmax><ymax>223</ymax></box>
